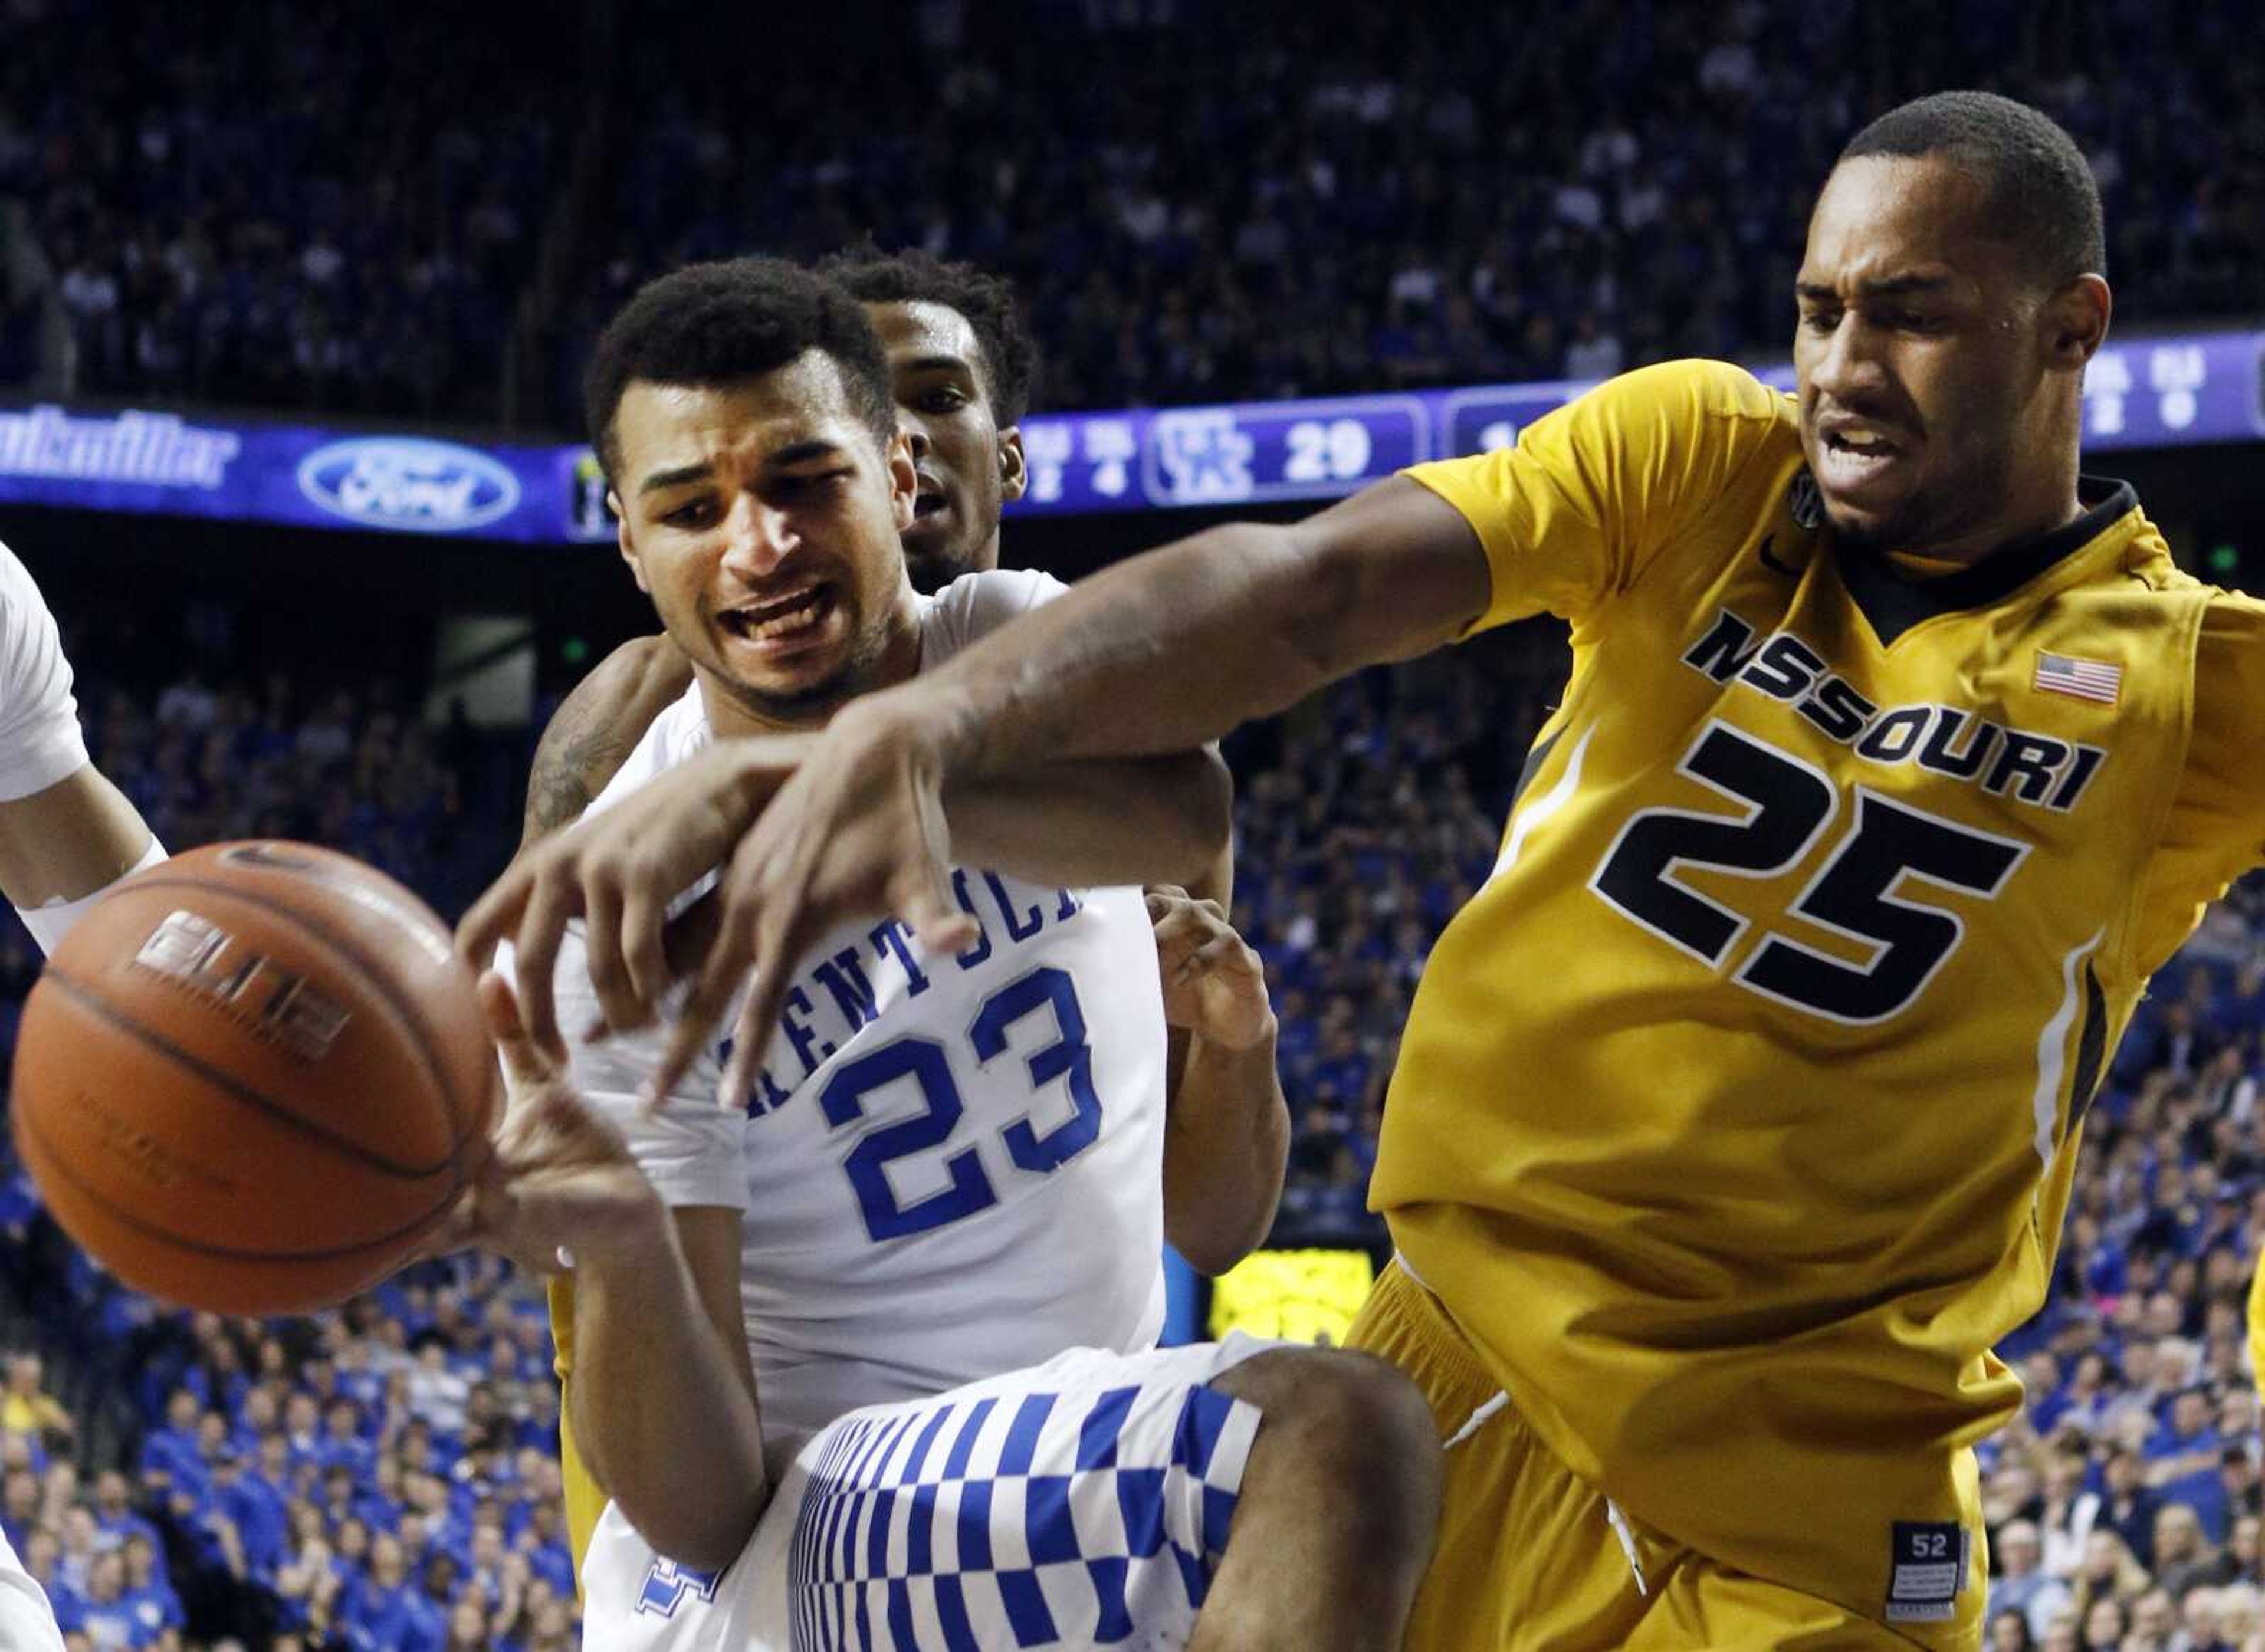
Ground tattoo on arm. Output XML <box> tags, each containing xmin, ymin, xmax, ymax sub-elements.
<box><xmin>522</xmin><ymin>721</ymin><xmax>630</xmax><ymax>847</ymax></box>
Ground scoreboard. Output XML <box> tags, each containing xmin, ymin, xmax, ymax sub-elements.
<box><xmin>1006</xmin><ymin>329</ymin><xmax>2265</xmax><ymax>518</ymax></box>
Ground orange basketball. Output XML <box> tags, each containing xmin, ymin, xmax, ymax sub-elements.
<box><xmin>8</xmin><ymin>841</ymin><xmax>497</xmax><ymax>1316</ymax></box>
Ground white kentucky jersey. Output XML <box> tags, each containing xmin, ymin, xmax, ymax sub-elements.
<box><xmin>0</xmin><ymin>539</ymin><xmax>89</xmax><ymax>802</ymax></box>
<box><xmin>565</xmin><ymin>569</ymin><xmax>1171</xmax><ymax>1472</ymax></box>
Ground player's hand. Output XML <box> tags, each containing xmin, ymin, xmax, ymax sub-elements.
<box><xmin>443</xmin><ymin>974</ymin><xmax>671</xmax><ymax>1276</ymax></box>
<box><xmin>1147</xmin><ymin>885</ymin><xmax>1275</xmax><ymax>1052</ymax></box>
<box><xmin>682</xmin><ymin>691</ymin><xmax>979</xmax><ymax>1108</ymax></box>
<box><xmin>455</xmin><ymin>736</ymin><xmax>812</xmax><ymax>1060</ymax></box>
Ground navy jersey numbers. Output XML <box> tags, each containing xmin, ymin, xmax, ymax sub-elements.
<box><xmin>1591</xmin><ymin>723</ymin><xmax>2030</xmax><ymax>1024</ymax></box>
<box><xmin>817</xmin><ymin>966</ymin><xmax>1105</xmax><ymax>1243</ymax></box>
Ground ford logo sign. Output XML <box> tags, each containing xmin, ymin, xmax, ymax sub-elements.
<box><xmin>296</xmin><ymin>438</ymin><xmax>521</xmax><ymax>533</ymax></box>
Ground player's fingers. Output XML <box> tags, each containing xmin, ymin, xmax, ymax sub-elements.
<box><xmin>1181</xmin><ymin>932</ymin><xmax>1257</xmax><ymax>979</ymax></box>
<box><xmin>455</xmin><ymin>863</ymin><xmax>533</xmax><ymax>967</ymax></box>
<box><xmin>1148</xmin><ymin>904</ymin><xmax>1217</xmax><ymax>948</ymax></box>
<box><xmin>718</xmin><ymin>883</ymin><xmax>808</xmax><ymax>1107</ymax></box>
<box><xmin>579</xmin><ymin>869</ymin><xmax>644</xmax><ymax>1034</ymax></box>
<box><xmin>1143</xmin><ymin>885</ymin><xmax>1189</xmax><ymax>921</ymax></box>
<box><xmin>618</xmin><ymin>880</ymin><xmax>670</xmax><ymax>1019</ymax></box>
<box><xmin>510</xmin><ymin>869</ymin><xmax>579</xmax><ymax>1062</ymax></box>
<box><xmin>649</xmin><ymin>929</ymin><xmax>752</xmax><ymax>1109</ymax></box>
<box><xmin>477</xmin><ymin>972</ymin><xmax>557</xmax><ymax>1095</ymax></box>
<box><xmin>902</xmin><ymin>780</ymin><xmax>977</xmax><ymax>954</ymax></box>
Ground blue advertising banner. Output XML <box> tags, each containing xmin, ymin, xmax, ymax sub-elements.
<box><xmin>1</xmin><ymin>329</ymin><xmax>2256</xmax><ymax>543</ymax></box>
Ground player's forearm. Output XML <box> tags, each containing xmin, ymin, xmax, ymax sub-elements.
<box><xmin>567</xmin><ymin>1209</ymin><xmax>769</xmax><ymax>1571</ymax></box>
<box><xmin>0</xmin><ymin>764</ymin><xmax>156</xmax><ymax>905</ymax></box>
<box><xmin>1162</xmin><ymin>1024</ymin><xmax>1289</xmax><ymax>1276</ymax></box>
<box><xmin>911</xmin><ymin>523</ymin><xmax>1335</xmax><ymax>774</ymax></box>
<box><xmin>901</xmin><ymin>484</ymin><xmax>1488</xmax><ymax>780</ymax></box>
<box><xmin>943</xmin><ymin>750</ymin><xmax>1232</xmax><ymax>891</ymax></box>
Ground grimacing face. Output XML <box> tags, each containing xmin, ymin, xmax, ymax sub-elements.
<box><xmin>1794</xmin><ymin>152</ymin><xmax>2105</xmax><ymax>559</ymax></box>
<box><xmin>608</xmin><ymin>352</ymin><xmax>920</xmax><ymax>731</ymax></box>
<box><xmin>868</xmin><ymin>299</ymin><xmax>1025</xmax><ymax>593</ymax></box>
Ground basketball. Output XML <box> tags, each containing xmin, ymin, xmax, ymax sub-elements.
<box><xmin>8</xmin><ymin>841</ymin><xmax>497</xmax><ymax>1316</ymax></box>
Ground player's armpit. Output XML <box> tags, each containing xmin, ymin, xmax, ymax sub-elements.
<box><xmin>0</xmin><ymin>763</ymin><xmax>156</xmax><ymax>907</ymax></box>
<box><xmin>520</xmin><ymin>634</ymin><xmax>693</xmax><ymax>849</ymax></box>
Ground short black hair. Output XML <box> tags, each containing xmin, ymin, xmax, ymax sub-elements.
<box><xmin>816</xmin><ymin>245</ymin><xmax>1040</xmax><ymax>425</ymax></box>
<box><xmin>1838</xmin><ymin>91</ymin><xmax>2105</xmax><ymax>284</ymax></box>
<box><xmin>583</xmin><ymin>257</ymin><xmax>896</xmax><ymax>482</ymax></box>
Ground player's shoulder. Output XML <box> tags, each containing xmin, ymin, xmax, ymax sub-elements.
<box><xmin>1583</xmin><ymin>357</ymin><xmax>1790</xmax><ymax>430</ymax></box>
<box><xmin>583</xmin><ymin>678</ymin><xmax>708</xmax><ymax>818</ymax></box>
<box><xmin>561</xmin><ymin>635</ymin><xmax>695</xmax><ymax>728</ymax></box>
<box><xmin>919</xmin><ymin>567</ymin><xmax>1069</xmax><ymax>667</ymax></box>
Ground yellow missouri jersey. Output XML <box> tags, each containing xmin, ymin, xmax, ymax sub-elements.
<box><xmin>1385</xmin><ymin>358</ymin><xmax>2265</xmax><ymax>1636</ymax></box>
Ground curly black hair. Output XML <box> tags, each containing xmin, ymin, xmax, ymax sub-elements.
<box><xmin>816</xmin><ymin>245</ymin><xmax>1040</xmax><ymax>426</ymax></box>
<box><xmin>1840</xmin><ymin>91</ymin><xmax>2105</xmax><ymax>284</ymax></box>
<box><xmin>584</xmin><ymin>257</ymin><xmax>895</xmax><ymax>482</ymax></box>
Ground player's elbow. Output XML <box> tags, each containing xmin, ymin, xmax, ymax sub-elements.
<box><xmin>1149</xmin><ymin>747</ymin><xmax>1234</xmax><ymax>886</ymax></box>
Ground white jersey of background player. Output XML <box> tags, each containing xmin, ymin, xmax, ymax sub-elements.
<box><xmin>0</xmin><ymin>537</ymin><xmax>164</xmax><ymax>1652</ymax></box>
<box><xmin>561</xmin><ymin>568</ymin><xmax>1168</xmax><ymax>1472</ymax></box>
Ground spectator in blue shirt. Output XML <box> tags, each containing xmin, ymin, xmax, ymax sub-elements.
<box><xmin>87</xmin><ymin>1472</ymin><xmax>163</xmax><ymax>1580</ymax></box>
<box><xmin>2147</xmin><ymin>1387</ymin><xmax>2231</xmax><ymax>1541</ymax></box>
<box><xmin>214</xmin><ymin>1447</ymin><xmax>285</xmax><ymax>1580</ymax></box>
<box><xmin>118</xmin><ymin>1532</ymin><xmax>181</xmax><ymax>1647</ymax></box>
<box><xmin>76</xmin><ymin>1549</ymin><xmax>155</xmax><ymax>1650</ymax></box>
<box><xmin>317</xmin><ymin>1400</ymin><xmax>373</xmax><ymax>1480</ymax></box>
<box><xmin>135</xmin><ymin>1391</ymin><xmax>201</xmax><ymax>1503</ymax></box>
<box><xmin>340</xmin><ymin>1531</ymin><xmax>443</xmax><ymax>1652</ymax></box>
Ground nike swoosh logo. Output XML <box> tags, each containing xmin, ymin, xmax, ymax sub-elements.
<box><xmin>1758</xmin><ymin>535</ymin><xmax>1801</xmax><ymax>578</ymax></box>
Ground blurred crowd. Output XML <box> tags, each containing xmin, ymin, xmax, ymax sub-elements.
<box><xmin>2</xmin><ymin>0</ymin><xmax>2261</xmax><ymax>426</ymax></box>
<box><xmin>0</xmin><ymin>0</ymin><xmax>560</xmax><ymax>419</ymax></box>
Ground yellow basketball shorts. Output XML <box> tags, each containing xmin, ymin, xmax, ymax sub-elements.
<box><xmin>1345</xmin><ymin>1260</ymin><xmax>1932</xmax><ymax>1652</ymax></box>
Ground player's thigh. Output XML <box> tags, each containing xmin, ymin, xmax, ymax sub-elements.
<box><xmin>1346</xmin><ymin>1261</ymin><xmax>1649</xmax><ymax>1652</ymax></box>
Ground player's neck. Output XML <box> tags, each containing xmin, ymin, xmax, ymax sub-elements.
<box><xmin>1903</xmin><ymin>479</ymin><xmax>2087</xmax><ymax>571</ymax></box>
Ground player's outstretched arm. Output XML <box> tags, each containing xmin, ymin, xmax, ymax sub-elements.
<box><xmin>518</xmin><ymin>634</ymin><xmax>692</xmax><ymax>851</ymax></box>
<box><xmin>456</xmin><ymin>975</ymin><xmax>768</xmax><ymax>1571</ymax></box>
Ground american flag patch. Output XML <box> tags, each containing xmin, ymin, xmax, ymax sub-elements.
<box><xmin>2033</xmin><ymin>652</ymin><xmax>2122</xmax><ymax>705</ymax></box>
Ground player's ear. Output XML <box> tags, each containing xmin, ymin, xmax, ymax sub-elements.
<box><xmin>2045</xmin><ymin>273</ymin><xmax>2112</xmax><ymax>371</ymax></box>
<box><xmin>886</xmin><ymin>431</ymin><xmax>918</xmax><ymax>532</ymax></box>
<box><xmin>996</xmin><ymin>426</ymin><xmax>1027</xmax><ymax>504</ymax></box>
<box><xmin>611</xmin><ymin>497</ymin><xmax>651</xmax><ymax>594</ymax></box>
